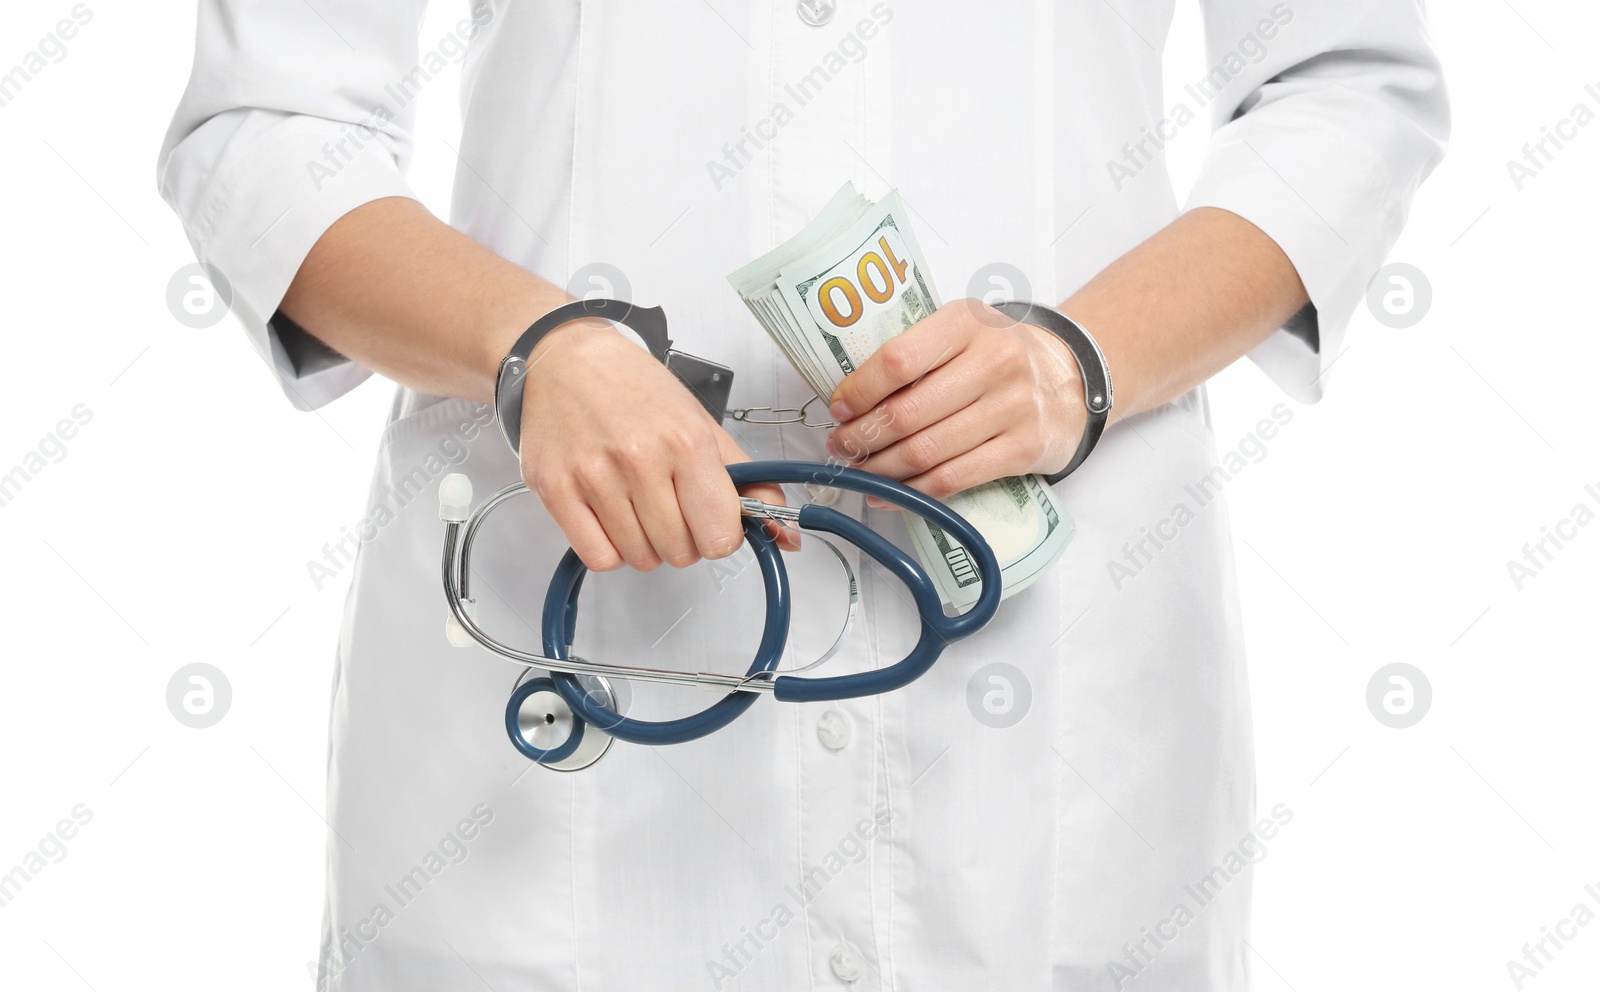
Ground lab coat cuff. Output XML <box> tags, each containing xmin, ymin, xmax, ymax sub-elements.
<box><xmin>1184</xmin><ymin>109</ymin><xmax>1408</xmax><ymax>403</ymax></box>
<box><xmin>182</xmin><ymin>115</ymin><xmax>418</xmax><ymax>412</ymax></box>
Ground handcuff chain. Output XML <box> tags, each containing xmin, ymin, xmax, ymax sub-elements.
<box><xmin>727</xmin><ymin>394</ymin><xmax>837</xmax><ymax>429</ymax></box>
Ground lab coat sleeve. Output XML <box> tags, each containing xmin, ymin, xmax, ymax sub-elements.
<box><xmin>1183</xmin><ymin>0</ymin><xmax>1449</xmax><ymax>402</ymax></box>
<box><xmin>156</xmin><ymin>0</ymin><xmax>439</xmax><ymax>411</ymax></box>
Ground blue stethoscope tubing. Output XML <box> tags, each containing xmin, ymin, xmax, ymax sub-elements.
<box><xmin>527</xmin><ymin>460</ymin><xmax>1002</xmax><ymax>757</ymax></box>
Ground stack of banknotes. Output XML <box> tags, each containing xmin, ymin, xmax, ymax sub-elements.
<box><xmin>727</xmin><ymin>182</ymin><xmax>1072</xmax><ymax>608</ymax></box>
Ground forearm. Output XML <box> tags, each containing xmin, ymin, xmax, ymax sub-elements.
<box><xmin>1059</xmin><ymin>206</ymin><xmax>1310</xmax><ymax>421</ymax></box>
<box><xmin>279</xmin><ymin>195</ymin><xmax>794</xmax><ymax>569</ymax></box>
<box><xmin>279</xmin><ymin>196</ymin><xmax>568</xmax><ymax>404</ymax></box>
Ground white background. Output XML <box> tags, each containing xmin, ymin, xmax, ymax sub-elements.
<box><xmin>1</xmin><ymin>1</ymin><xmax>1596</xmax><ymax>989</ymax></box>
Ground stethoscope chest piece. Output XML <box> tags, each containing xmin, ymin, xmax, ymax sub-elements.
<box><xmin>506</xmin><ymin>670</ymin><xmax>621</xmax><ymax>771</ymax></box>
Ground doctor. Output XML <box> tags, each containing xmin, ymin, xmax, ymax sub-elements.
<box><xmin>160</xmin><ymin>1</ymin><xmax>1445</xmax><ymax>989</ymax></box>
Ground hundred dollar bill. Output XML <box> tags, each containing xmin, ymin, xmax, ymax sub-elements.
<box><xmin>728</xmin><ymin>182</ymin><xmax>1072</xmax><ymax>607</ymax></box>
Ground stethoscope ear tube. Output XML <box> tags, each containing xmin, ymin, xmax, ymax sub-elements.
<box><xmin>543</xmin><ymin>516</ymin><xmax>792</xmax><ymax>747</ymax></box>
<box><xmin>768</xmin><ymin>504</ymin><xmax>985</xmax><ymax>704</ymax></box>
<box><xmin>767</xmin><ymin>464</ymin><xmax>1002</xmax><ymax>704</ymax></box>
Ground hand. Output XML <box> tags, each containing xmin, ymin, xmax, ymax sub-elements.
<box><xmin>825</xmin><ymin>300</ymin><xmax>1087</xmax><ymax>502</ymax></box>
<box><xmin>518</xmin><ymin>320</ymin><xmax>800</xmax><ymax>571</ymax></box>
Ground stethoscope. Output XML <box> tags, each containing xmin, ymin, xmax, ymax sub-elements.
<box><xmin>438</xmin><ymin>297</ymin><xmax>1003</xmax><ymax>771</ymax></box>
<box><xmin>439</xmin><ymin>461</ymin><xmax>1000</xmax><ymax>770</ymax></box>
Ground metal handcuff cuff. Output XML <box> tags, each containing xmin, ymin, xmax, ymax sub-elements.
<box><xmin>439</xmin><ymin>297</ymin><xmax>1111</xmax><ymax>770</ymax></box>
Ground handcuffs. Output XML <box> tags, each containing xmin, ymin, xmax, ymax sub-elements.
<box><xmin>441</xmin><ymin>297</ymin><xmax>1111</xmax><ymax>770</ymax></box>
<box><xmin>492</xmin><ymin>298</ymin><xmax>1112</xmax><ymax>483</ymax></box>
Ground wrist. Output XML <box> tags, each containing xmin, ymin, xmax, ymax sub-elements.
<box><xmin>492</xmin><ymin>297</ymin><xmax>674</xmax><ymax>456</ymax></box>
<box><xmin>1056</xmin><ymin>294</ymin><xmax>1145</xmax><ymax>420</ymax></box>
<box><xmin>477</xmin><ymin>288</ymin><xmax>592</xmax><ymax>400</ymax></box>
<box><xmin>993</xmin><ymin>301</ymin><xmax>1113</xmax><ymax>483</ymax></box>
<box><xmin>1024</xmin><ymin>319</ymin><xmax>1083</xmax><ymax>396</ymax></box>
<box><xmin>525</xmin><ymin>315</ymin><xmax>622</xmax><ymax>369</ymax></box>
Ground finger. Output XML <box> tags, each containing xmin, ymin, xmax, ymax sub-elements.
<box><xmin>856</xmin><ymin>398</ymin><xmax>1007</xmax><ymax>483</ymax></box>
<box><xmin>582</xmin><ymin>480</ymin><xmax>663</xmax><ymax>571</ymax></box>
<box><xmin>633</xmin><ymin>482</ymin><xmax>701</xmax><ymax>569</ymax></box>
<box><xmin>828</xmin><ymin>309</ymin><xmax>974</xmax><ymax>422</ymax></box>
<box><xmin>676</xmin><ymin>439</ymin><xmax>745</xmax><ymax>561</ymax></box>
<box><xmin>538</xmin><ymin>484</ymin><xmax>625</xmax><ymax>572</ymax></box>
<box><xmin>901</xmin><ymin>435</ymin><xmax>1029</xmax><ymax>501</ymax></box>
<box><xmin>716</xmin><ymin>429</ymin><xmax>802</xmax><ymax>552</ymax></box>
<box><xmin>827</xmin><ymin>357</ymin><xmax>988</xmax><ymax>461</ymax></box>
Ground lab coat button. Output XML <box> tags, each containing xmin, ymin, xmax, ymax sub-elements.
<box><xmin>817</xmin><ymin>709</ymin><xmax>851</xmax><ymax>750</ymax></box>
<box><xmin>797</xmin><ymin>0</ymin><xmax>835</xmax><ymax>27</ymax></box>
<box><xmin>829</xmin><ymin>943</ymin><xmax>864</xmax><ymax>982</ymax></box>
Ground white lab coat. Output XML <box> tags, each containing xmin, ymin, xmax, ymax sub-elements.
<box><xmin>158</xmin><ymin>2</ymin><xmax>1446</xmax><ymax>988</ymax></box>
